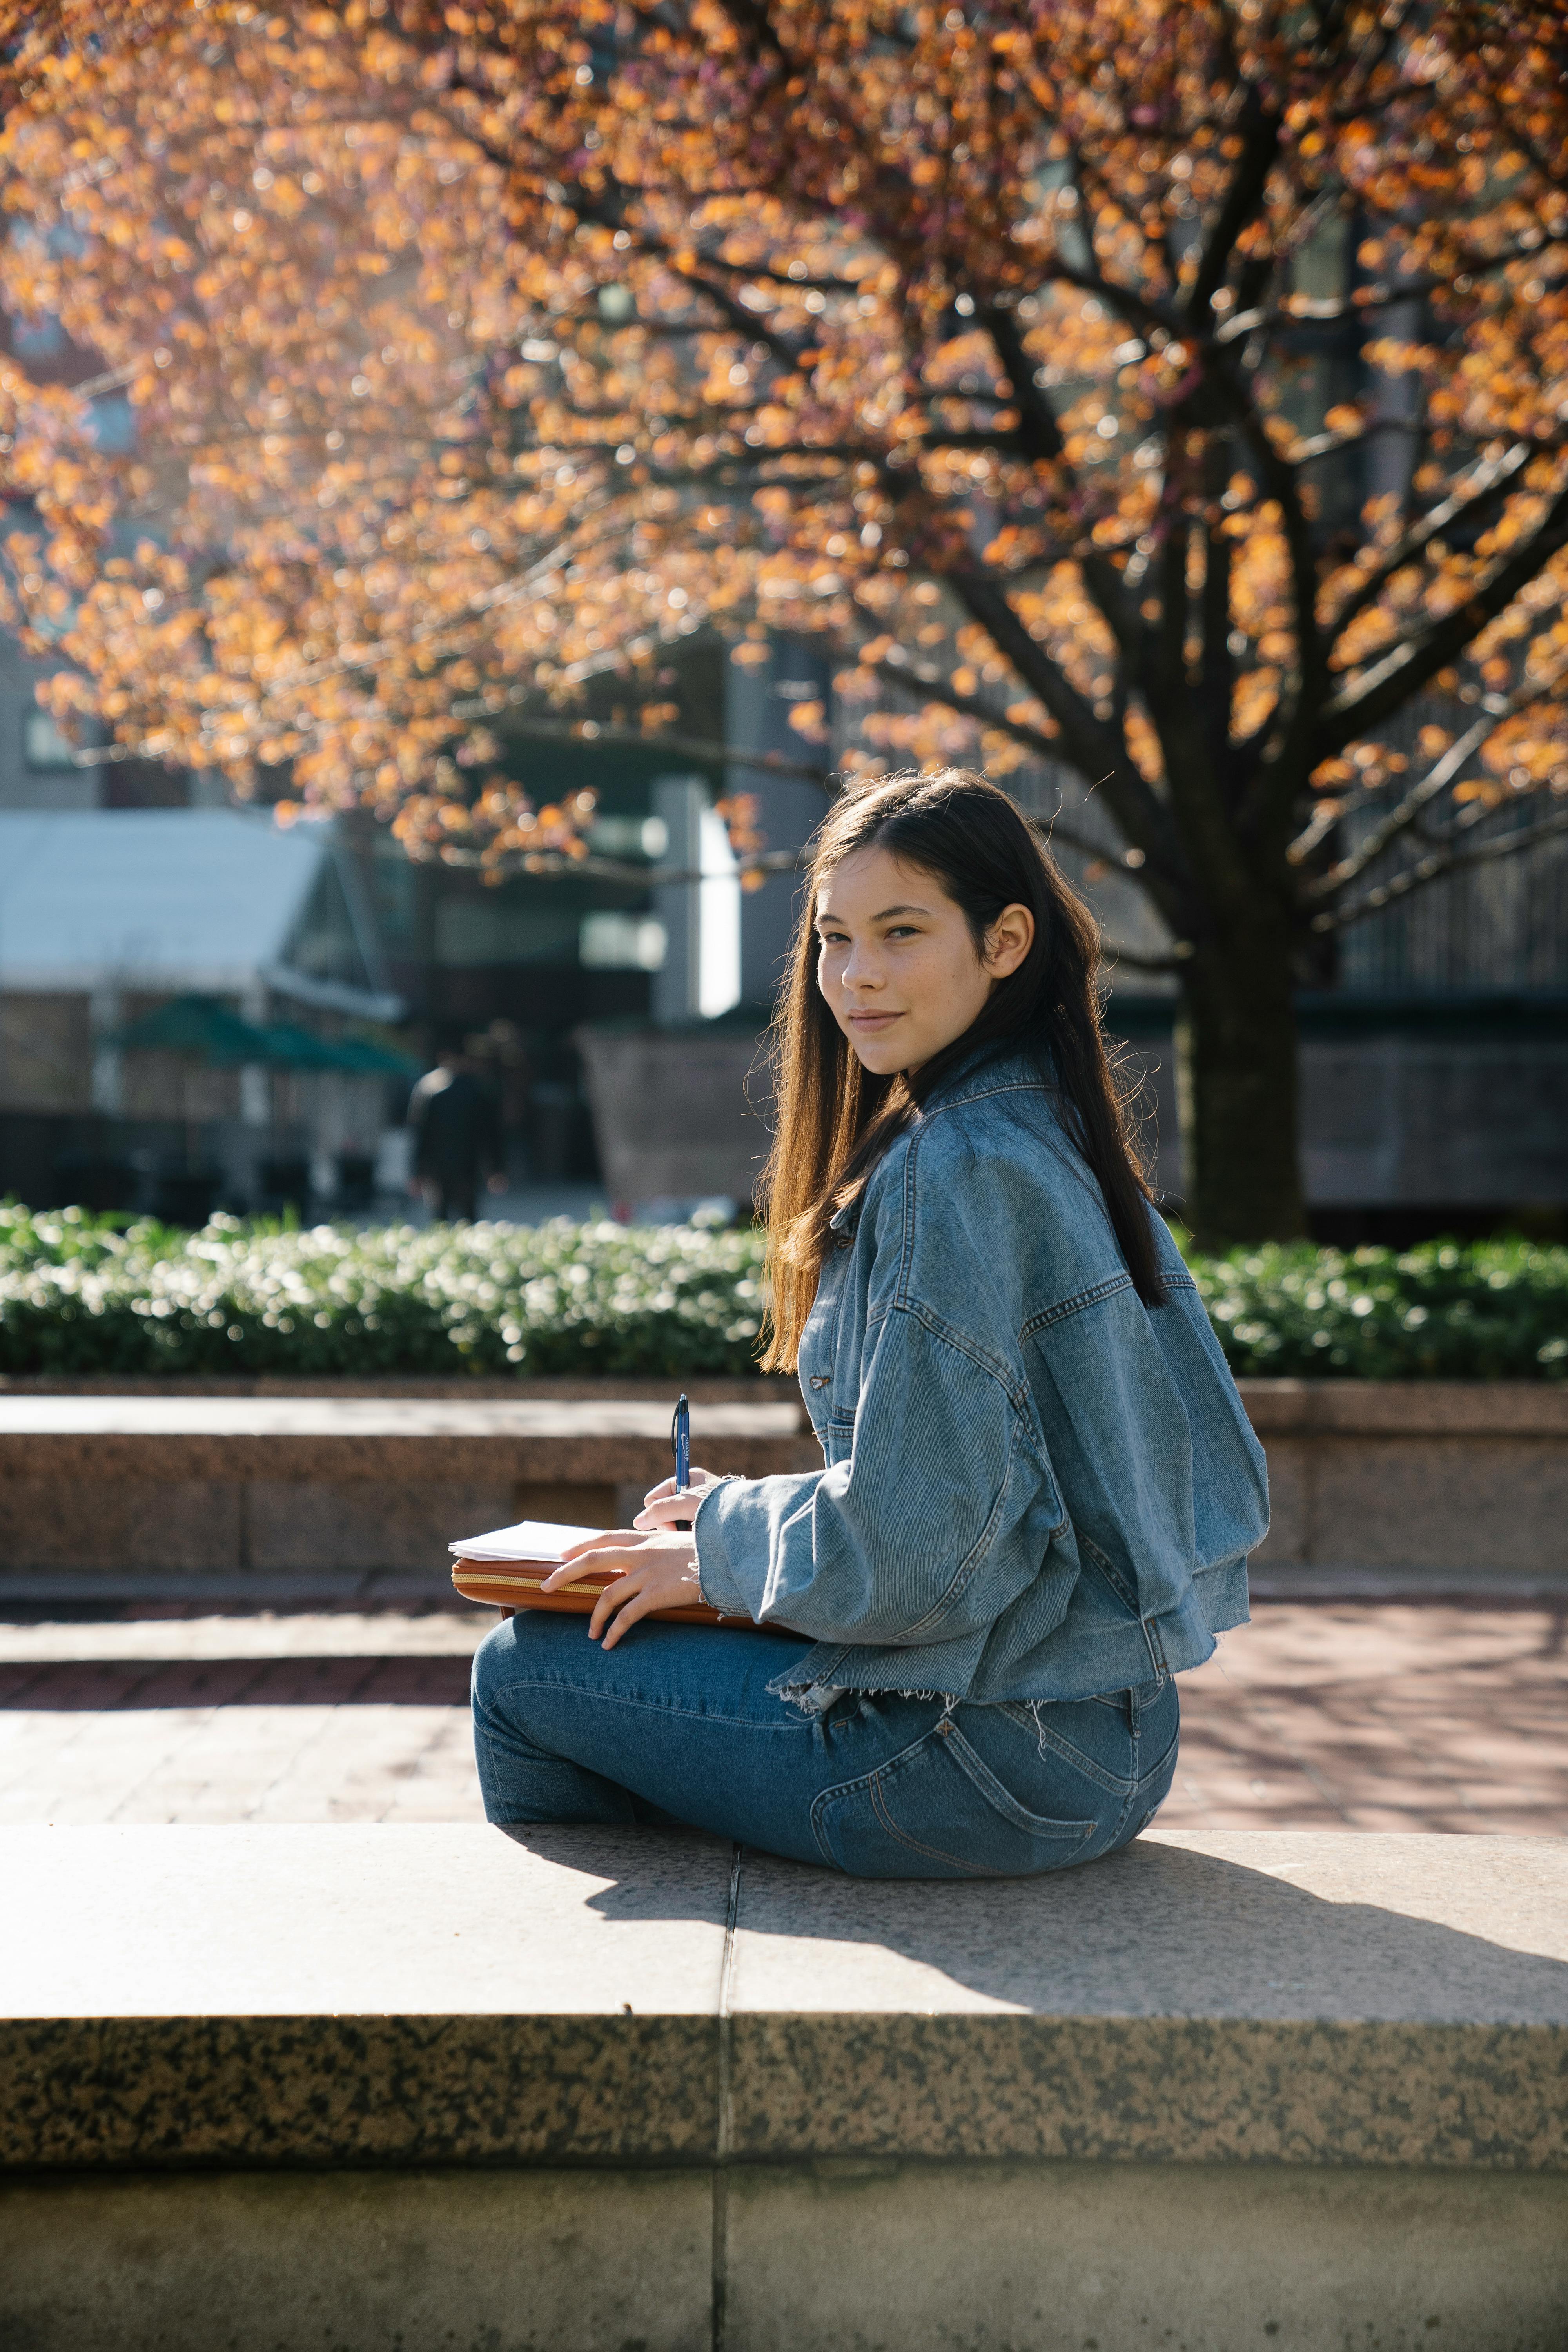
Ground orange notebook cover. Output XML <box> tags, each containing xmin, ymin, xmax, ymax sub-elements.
<box><xmin>448</xmin><ymin>1519</ymin><xmax>726</xmax><ymax>1625</ymax></box>
<box><xmin>450</xmin><ymin>1555</ymin><xmax>724</xmax><ymax>1624</ymax></box>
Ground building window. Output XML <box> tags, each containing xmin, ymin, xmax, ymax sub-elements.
<box><xmin>580</xmin><ymin>912</ymin><xmax>667</xmax><ymax>970</ymax></box>
<box><xmin>24</xmin><ymin>710</ymin><xmax>80</xmax><ymax>771</ymax></box>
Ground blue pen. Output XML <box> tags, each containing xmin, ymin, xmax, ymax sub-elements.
<box><xmin>672</xmin><ymin>1392</ymin><xmax>691</xmax><ymax>1528</ymax></box>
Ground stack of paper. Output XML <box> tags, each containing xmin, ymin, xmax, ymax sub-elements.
<box><xmin>448</xmin><ymin>1519</ymin><xmax>605</xmax><ymax>1563</ymax></box>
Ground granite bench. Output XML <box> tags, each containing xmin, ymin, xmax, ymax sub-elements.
<box><xmin>2</xmin><ymin>1823</ymin><xmax>1564</xmax><ymax>2350</ymax></box>
<box><xmin>0</xmin><ymin>1379</ymin><xmax>1565</xmax><ymax>1589</ymax></box>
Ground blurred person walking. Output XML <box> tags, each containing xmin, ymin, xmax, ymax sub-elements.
<box><xmin>407</xmin><ymin>1038</ymin><xmax>506</xmax><ymax>1222</ymax></box>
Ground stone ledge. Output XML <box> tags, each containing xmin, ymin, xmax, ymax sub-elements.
<box><xmin>0</xmin><ymin>1394</ymin><xmax>816</xmax><ymax>1485</ymax></box>
<box><xmin>2</xmin><ymin>1383</ymin><xmax>1565</xmax><ymax>1578</ymax></box>
<box><xmin>1239</xmin><ymin>1378</ymin><xmax>1568</xmax><ymax>1436</ymax></box>
<box><xmin>2</xmin><ymin>1824</ymin><xmax>1564</xmax><ymax>2175</ymax></box>
<box><xmin>0</xmin><ymin>1397</ymin><xmax>821</xmax><ymax>1572</ymax></box>
<box><xmin>0</xmin><ymin>1375</ymin><xmax>801</xmax><ymax>1402</ymax></box>
<box><xmin>2</xmin><ymin>1376</ymin><xmax>1563</xmax><ymax>1429</ymax></box>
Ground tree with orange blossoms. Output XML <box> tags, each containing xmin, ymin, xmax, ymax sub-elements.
<box><xmin>0</xmin><ymin>0</ymin><xmax>1565</xmax><ymax>1238</ymax></box>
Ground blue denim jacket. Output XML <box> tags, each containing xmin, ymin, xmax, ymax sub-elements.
<box><xmin>694</xmin><ymin>1048</ymin><xmax>1269</xmax><ymax>1706</ymax></box>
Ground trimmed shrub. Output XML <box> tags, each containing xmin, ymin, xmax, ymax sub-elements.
<box><xmin>1183</xmin><ymin>1237</ymin><xmax>1568</xmax><ymax>1382</ymax></box>
<box><xmin>0</xmin><ymin>1208</ymin><xmax>767</xmax><ymax>1379</ymax></box>
<box><xmin>0</xmin><ymin>1208</ymin><xmax>1563</xmax><ymax>1381</ymax></box>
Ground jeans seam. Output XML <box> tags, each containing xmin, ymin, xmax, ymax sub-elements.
<box><xmin>1134</xmin><ymin>1730</ymin><xmax>1180</xmax><ymax>1792</ymax></box>
<box><xmin>473</xmin><ymin>1711</ymin><xmax>506</xmax><ymax>1795</ymax></box>
<box><xmin>1105</xmin><ymin>1687</ymin><xmax>1143</xmax><ymax>1847</ymax></box>
<box><xmin>945</xmin><ymin>1724</ymin><xmax>1099</xmax><ymax>1840</ymax></box>
<box><xmin>995</xmin><ymin>1699</ymin><xmax>1136</xmax><ymax>1797</ymax></box>
<box><xmin>482</xmin><ymin>1674</ymin><xmax>819</xmax><ymax>1735</ymax></box>
<box><xmin>1033</xmin><ymin>1719</ymin><xmax>1137</xmax><ymax>1796</ymax></box>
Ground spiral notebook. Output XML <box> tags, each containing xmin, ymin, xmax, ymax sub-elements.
<box><xmin>448</xmin><ymin>1519</ymin><xmax>724</xmax><ymax>1625</ymax></box>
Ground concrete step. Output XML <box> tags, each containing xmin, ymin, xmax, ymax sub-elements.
<box><xmin>1</xmin><ymin>1823</ymin><xmax>1565</xmax><ymax>2349</ymax></box>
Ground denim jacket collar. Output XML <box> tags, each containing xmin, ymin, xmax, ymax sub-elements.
<box><xmin>915</xmin><ymin>1037</ymin><xmax>1043</xmax><ymax>1116</ymax></box>
<box><xmin>826</xmin><ymin>1044</ymin><xmax>1040</xmax><ymax>1249</ymax></box>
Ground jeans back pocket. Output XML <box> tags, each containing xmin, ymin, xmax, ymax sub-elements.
<box><xmin>811</xmin><ymin>1722</ymin><xmax>1100</xmax><ymax>1879</ymax></box>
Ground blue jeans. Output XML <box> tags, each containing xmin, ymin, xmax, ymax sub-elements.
<box><xmin>471</xmin><ymin>1612</ymin><xmax>1179</xmax><ymax>1879</ymax></box>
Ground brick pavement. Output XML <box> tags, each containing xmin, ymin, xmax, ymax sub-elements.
<box><xmin>0</xmin><ymin>1597</ymin><xmax>1563</xmax><ymax>1833</ymax></box>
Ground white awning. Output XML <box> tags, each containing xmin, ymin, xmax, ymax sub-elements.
<box><xmin>0</xmin><ymin>807</ymin><xmax>398</xmax><ymax>1016</ymax></box>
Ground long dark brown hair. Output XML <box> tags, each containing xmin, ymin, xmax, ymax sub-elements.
<box><xmin>758</xmin><ymin>769</ymin><xmax>1163</xmax><ymax>1371</ymax></box>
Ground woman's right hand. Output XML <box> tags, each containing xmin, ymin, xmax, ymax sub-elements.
<box><xmin>635</xmin><ymin>1466</ymin><xmax>723</xmax><ymax>1530</ymax></box>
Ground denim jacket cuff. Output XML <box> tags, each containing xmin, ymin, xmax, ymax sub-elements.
<box><xmin>693</xmin><ymin>1478</ymin><xmax>752</xmax><ymax>1618</ymax></box>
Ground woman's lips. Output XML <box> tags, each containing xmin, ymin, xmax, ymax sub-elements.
<box><xmin>847</xmin><ymin>1009</ymin><xmax>902</xmax><ymax>1027</ymax></box>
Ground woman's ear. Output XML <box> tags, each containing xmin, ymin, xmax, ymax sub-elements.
<box><xmin>984</xmin><ymin>901</ymin><xmax>1035</xmax><ymax>978</ymax></box>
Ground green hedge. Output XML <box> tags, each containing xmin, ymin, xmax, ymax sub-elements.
<box><xmin>1182</xmin><ymin>1239</ymin><xmax>1568</xmax><ymax>1381</ymax></box>
<box><xmin>0</xmin><ymin>1208</ymin><xmax>767</xmax><ymax>1379</ymax></box>
<box><xmin>0</xmin><ymin>1207</ymin><xmax>1563</xmax><ymax>1381</ymax></box>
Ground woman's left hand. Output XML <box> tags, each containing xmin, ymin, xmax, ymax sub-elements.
<box><xmin>542</xmin><ymin>1528</ymin><xmax>703</xmax><ymax>1650</ymax></box>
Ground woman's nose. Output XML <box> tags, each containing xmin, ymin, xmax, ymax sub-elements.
<box><xmin>840</xmin><ymin>940</ymin><xmax>882</xmax><ymax>990</ymax></box>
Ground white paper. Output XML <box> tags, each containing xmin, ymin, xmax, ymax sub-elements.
<box><xmin>448</xmin><ymin>1519</ymin><xmax>606</xmax><ymax>1563</ymax></box>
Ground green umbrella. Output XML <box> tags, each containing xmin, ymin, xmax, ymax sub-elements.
<box><xmin>111</xmin><ymin>995</ymin><xmax>270</xmax><ymax>1063</ymax></box>
<box><xmin>256</xmin><ymin>1020</ymin><xmax>339</xmax><ymax>1071</ymax></box>
<box><xmin>325</xmin><ymin>1034</ymin><xmax>423</xmax><ymax>1076</ymax></box>
<box><xmin>113</xmin><ymin>994</ymin><xmax>419</xmax><ymax>1077</ymax></box>
<box><xmin>257</xmin><ymin>1022</ymin><xmax>419</xmax><ymax>1075</ymax></box>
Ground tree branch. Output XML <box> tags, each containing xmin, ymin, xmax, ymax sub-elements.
<box><xmin>1317</xmin><ymin>470</ymin><xmax>1568</xmax><ymax>752</ymax></box>
<box><xmin>1311</xmin><ymin>805</ymin><xmax>1568</xmax><ymax>933</ymax></box>
<box><xmin>869</xmin><ymin>648</ymin><xmax>1059</xmax><ymax>764</ymax></box>
<box><xmin>1138</xmin><ymin>502</ymin><xmax>1265</xmax><ymax>917</ymax></box>
<box><xmin>447</xmin><ymin>709</ymin><xmax>834</xmax><ymax>787</ymax></box>
<box><xmin>981</xmin><ymin>301</ymin><xmax>1139</xmax><ymax>660</ymax></box>
<box><xmin>432</xmin><ymin>846</ymin><xmax>803</xmax><ymax>887</ymax></box>
<box><xmin>867</xmin><ymin>651</ymin><xmax>1180</xmax><ymax>885</ymax></box>
<box><xmin>1186</xmin><ymin>82</ymin><xmax>1279</xmax><ymax>323</ymax></box>
<box><xmin>1098</xmin><ymin>937</ymin><xmax>1191</xmax><ymax>975</ymax></box>
<box><xmin>939</xmin><ymin>568</ymin><xmax>1121</xmax><ymax>771</ymax></box>
<box><xmin>1209</xmin><ymin>367</ymin><xmax>1327</xmax><ymax>782</ymax></box>
<box><xmin>1303</xmin><ymin>708</ymin><xmax>1495</xmax><ymax>897</ymax></box>
<box><xmin>1306</xmin><ymin>633</ymin><xmax>1568</xmax><ymax>896</ymax></box>
<box><xmin>1247</xmin><ymin>225</ymin><xmax>1568</xmax><ymax>328</ymax></box>
<box><xmin>1285</xmin><ymin>417</ymin><xmax>1425</xmax><ymax>466</ymax></box>
<box><xmin>1325</xmin><ymin>441</ymin><xmax>1533</xmax><ymax>648</ymax></box>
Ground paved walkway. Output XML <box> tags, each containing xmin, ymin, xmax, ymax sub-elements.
<box><xmin>0</xmin><ymin>1598</ymin><xmax>1563</xmax><ymax>1833</ymax></box>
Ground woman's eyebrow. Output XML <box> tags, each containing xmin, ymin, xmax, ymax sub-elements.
<box><xmin>814</xmin><ymin>901</ymin><xmax>931</xmax><ymax>928</ymax></box>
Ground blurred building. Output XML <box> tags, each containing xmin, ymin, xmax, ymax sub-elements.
<box><xmin>345</xmin><ymin>637</ymin><xmax>817</xmax><ymax>1214</ymax></box>
<box><xmin>0</xmin><ymin>800</ymin><xmax>406</xmax><ymax>1220</ymax></box>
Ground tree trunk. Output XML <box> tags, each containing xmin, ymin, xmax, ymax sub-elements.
<box><xmin>1175</xmin><ymin>925</ymin><xmax>1307</xmax><ymax>1247</ymax></box>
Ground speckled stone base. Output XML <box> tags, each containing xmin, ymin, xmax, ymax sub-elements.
<box><xmin>2</xmin><ymin>1823</ymin><xmax>1566</xmax><ymax>2346</ymax></box>
<box><xmin>2</xmin><ymin>2161</ymin><xmax>1565</xmax><ymax>2352</ymax></box>
<box><xmin>3</xmin><ymin>1823</ymin><xmax>1565</xmax><ymax>2173</ymax></box>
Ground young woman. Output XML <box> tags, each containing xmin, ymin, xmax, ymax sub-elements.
<box><xmin>472</xmin><ymin>769</ymin><xmax>1268</xmax><ymax>1878</ymax></box>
